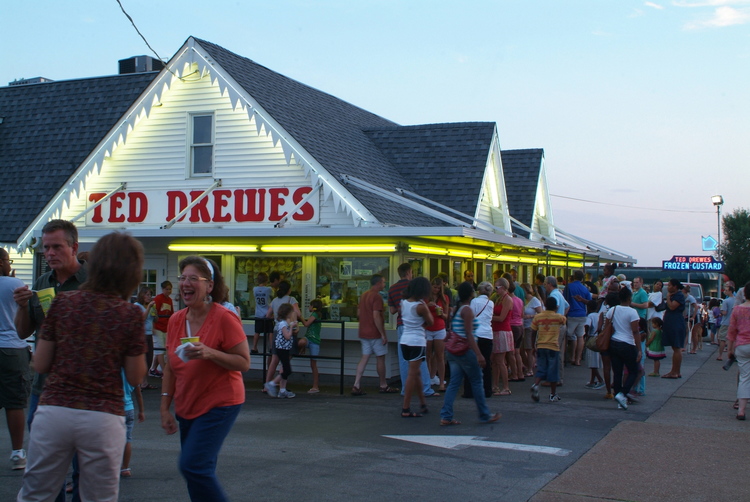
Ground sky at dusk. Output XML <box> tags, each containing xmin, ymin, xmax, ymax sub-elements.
<box><xmin>3</xmin><ymin>1</ymin><xmax>748</xmax><ymax>266</ymax></box>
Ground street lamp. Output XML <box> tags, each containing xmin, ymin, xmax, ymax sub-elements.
<box><xmin>712</xmin><ymin>195</ymin><xmax>724</xmax><ymax>298</ymax></box>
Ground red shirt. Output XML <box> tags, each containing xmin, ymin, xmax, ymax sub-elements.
<box><xmin>426</xmin><ymin>295</ymin><xmax>448</xmax><ymax>332</ymax></box>
<box><xmin>154</xmin><ymin>293</ymin><xmax>174</xmax><ymax>332</ymax></box>
<box><xmin>167</xmin><ymin>304</ymin><xmax>246</xmax><ymax>419</ymax></box>
<box><xmin>358</xmin><ymin>289</ymin><xmax>384</xmax><ymax>339</ymax></box>
<box><xmin>40</xmin><ymin>291</ymin><xmax>146</xmax><ymax>415</ymax></box>
<box><xmin>491</xmin><ymin>294</ymin><xmax>513</xmax><ymax>332</ymax></box>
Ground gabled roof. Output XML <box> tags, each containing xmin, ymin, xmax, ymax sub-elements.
<box><xmin>500</xmin><ymin>148</ymin><xmax>544</xmax><ymax>238</ymax></box>
<box><xmin>0</xmin><ymin>73</ymin><xmax>157</xmax><ymax>242</ymax></box>
<box><xmin>363</xmin><ymin>122</ymin><xmax>496</xmax><ymax>218</ymax></box>
<box><xmin>195</xmin><ymin>38</ymin><xmax>447</xmax><ymax>227</ymax></box>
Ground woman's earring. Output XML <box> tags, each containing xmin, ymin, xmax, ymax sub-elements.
<box><xmin>205</xmin><ymin>294</ymin><xmax>213</xmax><ymax>304</ymax></box>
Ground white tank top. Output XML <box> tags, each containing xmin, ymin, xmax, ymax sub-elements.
<box><xmin>400</xmin><ymin>299</ymin><xmax>427</xmax><ymax>347</ymax></box>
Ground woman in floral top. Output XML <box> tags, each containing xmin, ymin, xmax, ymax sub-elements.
<box><xmin>18</xmin><ymin>232</ymin><xmax>146</xmax><ymax>502</ymax></box>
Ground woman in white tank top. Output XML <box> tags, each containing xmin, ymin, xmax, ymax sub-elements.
<box><xmin>399</xmin><ymin>277</ymin><xmax>434</xmax><ymax>418</ymax></box>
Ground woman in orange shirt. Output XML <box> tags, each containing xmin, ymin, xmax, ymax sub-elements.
<box><xmin>160</xmin><ymin>257</ymin><xmax>250</xmax><ymax>501</ymax></box>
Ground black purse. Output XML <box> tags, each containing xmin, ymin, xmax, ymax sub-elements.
<box><xmin>654</xmin><ymin>300</ymin><xmax>667</xmax><ymax>312</ymax></box>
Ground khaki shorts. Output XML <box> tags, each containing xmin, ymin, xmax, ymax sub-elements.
<box><xmin>718</xmin><ymin>324</ymin><xmax>729</xmax><ymax>342</ymax></box>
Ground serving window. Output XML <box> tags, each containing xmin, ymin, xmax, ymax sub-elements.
<box><xmin>233</xmin><ymin>256</ymin><xmax>303</xmax><ymax>320</ymax></box>
<box><xmin>315</xmin><ymin>256</ymin><xmax>390</xmax><ymax>322</ymax></box>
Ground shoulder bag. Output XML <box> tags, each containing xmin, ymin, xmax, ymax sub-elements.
<box><xmin>445</xmin><ymin>305</ymin><xmax>470</xmax><ymax>356</ymax></box>
<box><xmin>595</xmin><ymin>306</ymin><xmax>616</xmax><ymax>352</ymax></box>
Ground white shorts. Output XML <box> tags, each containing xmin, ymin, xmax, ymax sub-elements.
<box><xmin>425</xmin><ymin>329</ymin><xmax>446</xmax><ymax>341</ymax></box>
<box><xmin>360</xmin><ymin>338</ymin><xmax>388</xmax><ymax>357</ymax></box>
<box><xmin>152</xmin><ymin>329</ymin><xmax>166</xmax><ymax>353</ymax></box>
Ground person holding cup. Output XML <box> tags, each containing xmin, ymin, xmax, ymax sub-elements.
<box><xmin>160</xmin><ymin>256</ymin><xmax>250</xmax><ymax>502</ymax></box>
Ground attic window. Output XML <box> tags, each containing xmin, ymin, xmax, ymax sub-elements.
<box><xmin>190</xmin><ymin>113</ymin><xmax>213</xmax><ymax>176</ymax></box>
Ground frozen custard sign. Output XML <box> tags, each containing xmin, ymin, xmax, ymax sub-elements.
<box><xmin>85</xmin><ymin>187</ymin><xmax>318</xmax><ymax>226</ymax></box>
<box><xmin>662</xmin><ymin>255</ymin><xmax>724</xmax><ymax>272</ymax></box>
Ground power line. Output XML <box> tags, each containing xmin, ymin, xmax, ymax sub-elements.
<box><xmin>550</xmin><ymin>194</ymin><xmax>714</xmax><ymax>214</ymax></box>
<box><xmin>115</xmin><ymin>0</ymin><xmax>185</xmax><ymax>80</ymax></box>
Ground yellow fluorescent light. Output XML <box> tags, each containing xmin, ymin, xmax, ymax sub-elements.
<box><xmin>490</xmin><ymin>254</ymin><xmax>540</xmax><ymax>264</ymax></box>
<box><xmin>168</xmin><ymin>244</ymin><xmax>258</xmax><ymax>252</ymax></box>
<box><xmin>409</xmin><ymin>245</ymin><xmax>449</xmax><ymax>255</ymax></box>
<box><xmin>260</xmin><ymin>244</ymin><xmax>396</xmax><ymax>253</ymax></box>
<box><xmin>547</xmin><ymin>260</ymin><xmax>583</xmax><ymax>268</ymax></box>
<box><xmin>447</xmin><ymin>249</ymin><xmax>473</xmax><ymax>258</ymax></box>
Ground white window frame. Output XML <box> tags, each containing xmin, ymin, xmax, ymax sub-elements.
<box><xmin>188</xmin><ymin>112</ymin><xmax>214</xmax><ymax>177</ymax></box>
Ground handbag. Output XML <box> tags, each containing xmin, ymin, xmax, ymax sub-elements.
<box><xmin>585</xmin><ymin>335</ymin><xmax>599</xmax><ymax>352</ymax></box>
<box><xmin>445</xmin><ymin>305</ymin><xmax>470</xmax><ymax>356</ymax></box>
<box><xmin>654</xmin><ymin>300</ymin><xmax>667</xmax><ymax>312</ymax></box>
<box><xmin>596</xmin><ymin>307</ymin><xmax>615</xmax><ymax>352</ymax></box>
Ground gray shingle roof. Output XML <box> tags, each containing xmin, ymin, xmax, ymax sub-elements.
<box><xmin>500</xmin><ymin>148</ymin><xmax>544</xmax><ymax>238</ymax></box>
<box><xmin>195</xmin><ymin>38</ymin><xmax>447</xmax><ymax>227</ymax></box>
<box><xmin>0</xmin><ymin>73</ymin><xmax>157</xmax><ymax>242</ymax></box>
<box><xmin>363</xmin><ymin>123</ymin><xmax>495</xmax><ymax>218</ymax></box>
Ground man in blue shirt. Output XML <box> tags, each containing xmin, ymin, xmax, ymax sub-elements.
<box><xmin>563</xmin><ymin>270</ymin><xmax>591</xmax><ymax>366</ymax></box>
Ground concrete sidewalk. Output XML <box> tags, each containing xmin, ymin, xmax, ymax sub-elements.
<box><xmin>530</xmin><ymin>344</ymin><xmax>749</xmax><ymax>502</ymax></box>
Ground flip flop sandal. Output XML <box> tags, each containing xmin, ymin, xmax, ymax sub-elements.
<box><xmin>401</xmin><ymin>409</ymin><xmax>423</xmax><ymax>418</ymax></box>
<box><xmin>420</xmin><ymin>404</ymin><xmax>429</xmax><ymax>415</ymax></box>
<box><xmin>351</xmin><ymin>387</ymin><xmax>367</xmax><ymax>396</ymax></box>
<box><xmin>440</xmin><ymin>419</ymin><xmax>461</xmax><ymax>426</ymax></box>
<box><xmin>379</xmin><ymin>386</ymin><xmax>399</xmax><ymax>394</ymax></box>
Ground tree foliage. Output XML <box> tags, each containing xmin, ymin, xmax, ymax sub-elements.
<box><xmin>720</xmin><ymin>208</ymin><xmax>750</xmax><ymax>289</ymax></box>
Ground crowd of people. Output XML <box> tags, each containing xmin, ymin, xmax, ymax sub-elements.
<box><xmin>3</xmin><ymin>219</ymin><xmax>749</xmax><ymax>500</ymax></box>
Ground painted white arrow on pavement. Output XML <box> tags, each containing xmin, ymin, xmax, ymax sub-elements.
<box><xmin>383</xmin><ymin>435</ymin><xmax>571</xmax><ymax>456</ymax></box>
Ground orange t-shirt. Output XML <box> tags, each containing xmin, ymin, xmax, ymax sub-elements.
<box><xmin>167</xmin><ymin>304</ymin><xmax>246</xmax><ymax>419</ymax></box>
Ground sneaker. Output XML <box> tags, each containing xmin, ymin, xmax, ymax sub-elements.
<box><xmin>148</xmin><ymin>369</ymin><xmax>163</xmax><ymax>378</ymax></box>
<box><xmin>549</xmin><ymin>393</ymin><xmax>561</xmax><ymax>402</ymax></box>
<box><xmin>584</xmin><ymin>382</ymin><xmax>596</xmax><ymax>389</ymax></box>
<box><xmin>264</xmin><ymin>381</ymin><xmax>278</xmax><ymax>398</ymax></box>
<box><xmin>593</xmin><ymin>382</ymin><xmax>605</xmax><ymax>390</ymax></box>
<box><xmin>430</xmin><ymin>376</ymin><xmax>440</xmax><ymax>386</ymax></box>
<box><xmin>277</xmin><ymin>389</ymin><xmax>296</xmax><ymax>399</ymax></box>
<box><xmin>530</xmin><ymin>384</ymin><xmax>540</xmax><ymax>402</ymax></box>
<box><xmin>614</xmin><ymin>392</ymin><xmax>628</xmax><ymax>410</ymax></box>
<box><xmin>626</xmin><ymin>392</ymin><xmax>640</xmax><ymax>403</ymax></box>
<box><xmin>11</xmin><ymin>450</ymin><xmax>26</xmax><ymax>470</ymax></box>
<box><xmin>617</xmin><ymin>403</ymin><xmax>625</xmax><ymax>410</ymax></box>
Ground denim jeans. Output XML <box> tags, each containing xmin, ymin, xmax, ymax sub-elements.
<box><xmin>463</xmin><ymin>337</ymin><xmax>492</xmax><ymax>398</ymax></box>
<box><xmin>441</xmin><ymin>350</ymin><xmax>492</xmax><ymax>422</ymax></box>
<box><xmin>609</xmin><ymin>339</ymin><xmax>639</xmax><ymax>396</ymax></box>
<box><xmin>177</xmin><ymin>404</ymin><xmax>242</xmax><ymax>502</ymax></box>
<box><xmin>397</xmin><ymin>325</ymin><xmax>435</xmax><ymax>396</ymax></box>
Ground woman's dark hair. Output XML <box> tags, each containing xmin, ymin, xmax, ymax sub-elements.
<box><xmin>81</xmin><ymin>232</ymin><xmax>143</xmax><ymax>300</ymax></box>
<box><xmin>708</xmin><ymin>298</ymin><xmax>719</xmax><ymax>309</ymax></box>
<box><xmin>178</xmin><ymin>256</ymin><xmax>227</xmax><ymax>304</ymax></box>
<box><xmin>136</xmin><ymin>285</ymin><xmax>152</xmax><ymax>304</ymax></box>
<box><xmin>309</xmin><ymin>299</ymin><xmax>323</xmax><ymax>312</ymax></box>
<box><xmin>277</xmin><ymin>303</ymin><xmax>295</xmax><ymax>321</ymax></box>
<box><xmin>457</xmin><ymin>281</ymin><xmax>475</xmax><ymax>303</ymax></box>
<box><xmin>605</xmin><ymin>291</ymin><xmax>620</xmax><ymax>307</ymax></box>
<box><xmin>651</xmin><ymin>317</ymin><xmax>663</xmax><ymax>328</ymax></box>
<box><xmin>744</xmin><ymin>282</ymin><xmax>750</xmax><ymax>300</ymax></box>
<box><xmin>668</xmin><ymin>278</ymin><xmax>682</xmax><ymax>290</ymax></box>
<box><xmin>406</xmin><ymin>277</ymin><xmax>431</xmax><ymax>301</ymax></box>
<box><xmin>619</xmin><ymin>287</ymin><xmax>632</xmax><ymax>303</ymax></box>
<box><xmin>276</xmin><ymin>280</ymin><xmax>291</xmax><ymax>298</ymax></box>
